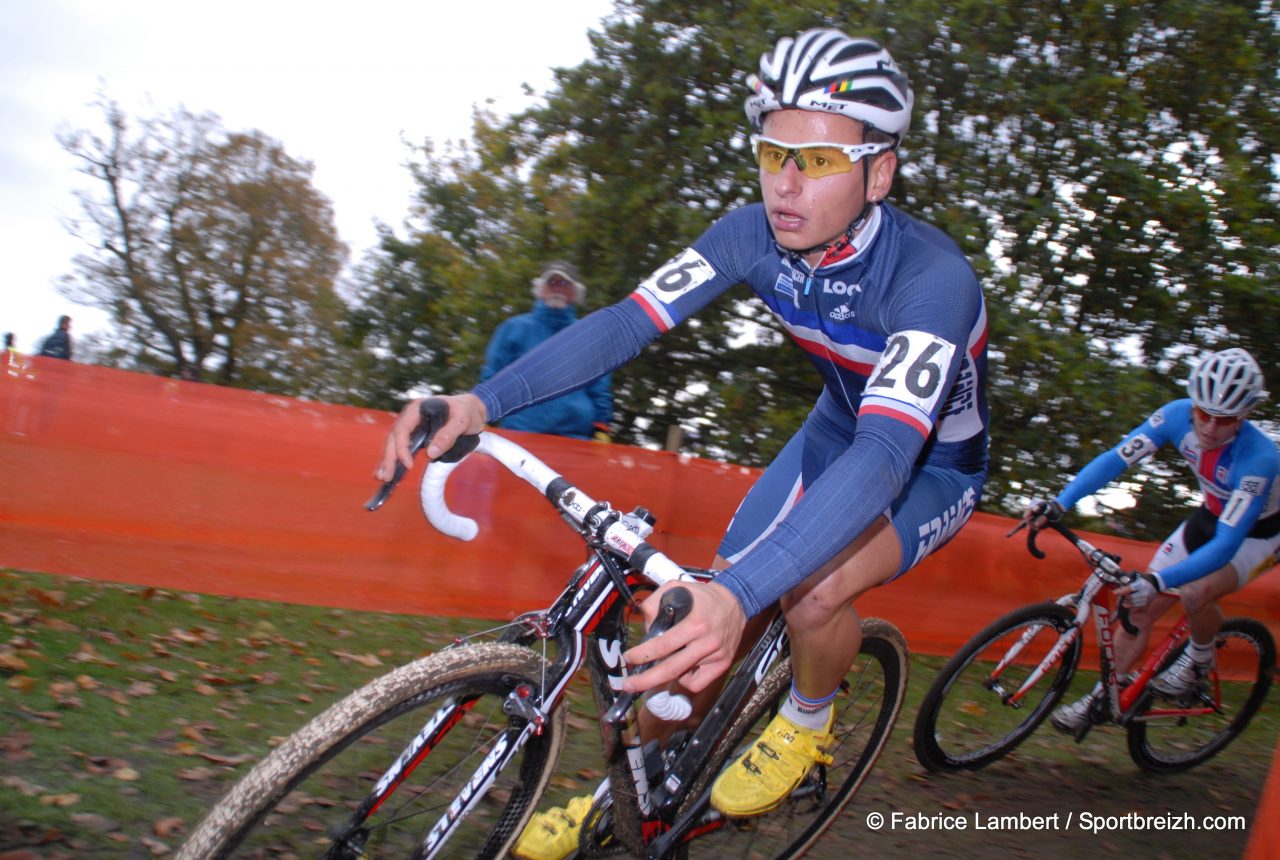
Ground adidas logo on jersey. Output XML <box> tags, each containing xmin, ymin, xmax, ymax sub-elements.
<box><xmin>829</xmin><ymin>304</ymin><xmax>855</xmax><ymax>321</ymax></box>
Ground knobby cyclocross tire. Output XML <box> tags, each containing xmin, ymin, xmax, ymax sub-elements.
<box><xmin>913</xmin><ymin>601</ymin><xmax>1080</xmax><ymax>772</ymax></box>
<box><xmin>176</xmin><ymin>642</ymin><xmax>566</xmax><ymax>860</ymax></box>
<box><xmin>673</xmin><ymin>617</ymin><xmax>908</xmax><ymax>858</ymax></box>
<box><xmin>1126</xmin><ymin>617</ymin><xmax>1275</xmax><ymax>774</ymax></box>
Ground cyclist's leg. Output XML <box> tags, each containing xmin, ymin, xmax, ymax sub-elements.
<box><xmin>781</xmin><ymin>515</ymin><xmax>898</xmax><ymax>702</ymax></box>
<box><xmin>1112</xmin><ymin>519</ymin><xmax>1196</xmax><ymax>675</ymax></box>
<box><xmin>712</xmin><ymin>459</ymin><xmax>982</xmax><ymax>816</ymax></box>
<box><xmin>1150</xmin><ymin>534</ymin><xmax>1280</xmax><ymax>695</ymax></box>
<box><xmin>785</xmin><ymin>459</ymin><xmax>984</xmax><ymax>694</ymax></box>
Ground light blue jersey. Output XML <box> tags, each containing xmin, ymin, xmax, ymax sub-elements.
<box><xmin>1057</xmin><ymin>399</ymin><xmax>1280</xmax><ymax>588</ymax></box>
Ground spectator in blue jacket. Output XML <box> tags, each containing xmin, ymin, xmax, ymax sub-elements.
<box><xmin>481</xmin><ymin>262</ymin><xmax>613</xmax><ymax>441</ymax></box>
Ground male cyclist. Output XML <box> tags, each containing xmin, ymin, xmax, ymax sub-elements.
<box><xmin>1028</xmin><ymin>348</ymin><xmax>1280</xmax><ymax>734</ymax></box>
<box><xmin>378</xmin><ymin>28</ymin><xmax>988</xmax><ymax>857</ymax></box>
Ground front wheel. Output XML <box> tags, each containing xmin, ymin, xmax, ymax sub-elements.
<box><xmin>1127</xmin><ymin>617</ymin><xmax>1275</xmax><ymax>774</ymax></box>
<box><xmin>177</xmin><ymin>642</ymin><xmax>566</xmax><ymax>859</ymax></box>
<box><xmin>674</xmin><ymin>617</ymin><xmax>908</xmax><ymax>858</ymax></box>
<box><xmin>913</xmin><ymin>601</ymin><xmax>1081</xmax><ymax>772</ymax></box>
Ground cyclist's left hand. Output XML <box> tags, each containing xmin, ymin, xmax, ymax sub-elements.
<box><xmin>621</xmin><ymin>581</ymin><xmax>745</xmax><ymax>694</ymax></box>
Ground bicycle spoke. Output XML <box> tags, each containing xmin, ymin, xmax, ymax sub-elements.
<box><xmin>180</xmin><ymin>644</ymin><xmax>564</xmax><ymax>859</ymax></box>
<box><xmin>913</xmin><ymin>602</ymin><xmax>1078</xmax><ymax>771</ymax></box>
<box><xmin>674</xmin><ymin>620</ymin><xmax>906</xmax><ymax>859</ymax></box>
<box><xmin>1127</xmin><ymin>619</ymin><xmax>1274</xmax><ymax>773</ymax></box>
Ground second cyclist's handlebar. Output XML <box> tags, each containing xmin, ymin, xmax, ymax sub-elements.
<box><xmin>1011</xmin><ymin>504</ymin><xmax>1142</xmax><ymax>634</ymax></box>
<box><xmin>368</xmin><ymin>398</ymin><xmax>691</xmax><ymax>588</ymax></box>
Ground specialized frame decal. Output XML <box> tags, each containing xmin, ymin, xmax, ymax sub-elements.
<box><xmin>1117</xmin><ymin>433</ymin><xmax>1157</xmax><ymax>466</ymax></box>
<box><xmin>862</xmin><ymin>330</ymin><xmax>956</xmax><ymax>429</ymax></box>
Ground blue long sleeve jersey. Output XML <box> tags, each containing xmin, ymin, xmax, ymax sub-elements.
<box><xmin>1056</xmin><ymin>399</ymin><xmax>1280</xmax><ymax>588</ymax></box>
<box><xmin>473</xmin><ymin>202</ymin><xmax>989</xmax><ymax>617</ymax></box>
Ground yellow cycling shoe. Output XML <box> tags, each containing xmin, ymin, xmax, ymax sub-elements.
<box><xmin>710</xmin><ymin>711</ymin><xmax>834</xmax><ymax>818</ymax></box>
<box><xmin>511</xmin><ymin>794</ymin><xmax>595</xmax><ymax>860</ymax></box>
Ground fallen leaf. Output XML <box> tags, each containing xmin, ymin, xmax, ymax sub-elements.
<box><xmin>139</xmin><ymin>835</ymin><xmax>169</xmax><ymax>855</ymax></box>
<box><xmin>331</xmin><ymin>650</ymin><xmax>383</xmax><ymax>668</ymax></box>
<box><xmin>0</xmin><ymin>652</ymin><xmax>29</xmax><ymax>672</ymax></box>
<box><xmin>198</xmin><ymin>752</ymin><xmax>254</xmax><ymax>766</ymax></box>
<box><xmin>29</xmin><ymin>588</ymin><xmax>66</xmax><ymax>607</ymax></box>
<box><xmin>113</xmin><ymin>767</ymin><xmax>141</xmax><ymax>782</ymax></box>
<box><xmin>39</xmin><ymin>793</ymin><xmax>81</xmax><ymax>807</ymax></box>
<box><xmin>2</xmin><ymin>775</ymin><xmax>47</xmax><ymax>796</ymax></box>
<box><xmin>176</xmin><ymin>767</ymin><xmax>218</xmax><ymax>781</ymax></box>
<box><xmin>153</xmin><ymin>817</ymin><xmax>183</xmax><ymax>837</ymax></box>
<box><xmin>7</xmin><ymin>675</ymin><xmax>37</xmax><ymax>693</ymax></box>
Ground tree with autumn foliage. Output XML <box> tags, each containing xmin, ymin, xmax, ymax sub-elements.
<box><xmin>58</xmin><ymin>99</ymin><xmax>350</xmax><ymax>398</ymax></box>
<box><xmin>349</xmin><ymin>0</ymin><xmax>1278</xmax><ymax>538</ymax></box>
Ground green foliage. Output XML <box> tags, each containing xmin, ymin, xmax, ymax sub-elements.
<box><xmin>344</xmin><ymin>0</ymin><xmax>1278</xmax><ymax>537</ymax></box>
<box><xmin>58</xmin><ymin>98</ymin><xmax>352</xmax><ymax>399</ymax></box>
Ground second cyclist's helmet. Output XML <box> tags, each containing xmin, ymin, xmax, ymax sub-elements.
<box><xmin>1187</xmin><ymin>348</ymin><xmax>1266</xmax><ymax>416</ymax></box>
<box><xmin>744</xmin><ymin>29</ymin><xmax>914</xmax><ymax>142</ymax></box>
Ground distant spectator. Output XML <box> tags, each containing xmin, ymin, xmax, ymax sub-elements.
<box><xmin>37</xmin><ymin>316</ymin><xmax>73</xmax><ymax>360</ymax></box>
<box><xmin>481</xmin><ymin>262</ymin><xmax>613</xmax><ymax>441</ymax></box>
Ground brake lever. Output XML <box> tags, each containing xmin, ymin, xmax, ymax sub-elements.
<box><xmin>365</xmin><ymin>425</ymin><xmax>430</xmax><ymax>512</ymax></box>
<box><xmin>603</xmin><ymin>587</ymin><xmax>693</xmax><ymax>725</ymax></box>
<box><xmin>365</xmin><ymin>398</ymin><xmax>479</xmax><ymax>511</ymax></box>
<box><xmin>1116</xmin><ymin>601</ymin><xmax>1140</xmax><ymax>636</ymax></box>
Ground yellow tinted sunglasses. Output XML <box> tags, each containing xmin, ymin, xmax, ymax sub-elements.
<box><xmin>750</xmin><ymin>135</ymin><xmax>892</xmax><ymax>179</ymax></box>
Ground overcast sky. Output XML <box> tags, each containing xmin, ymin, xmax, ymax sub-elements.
<box><xmin>0</xmin><ymin>0</ymin><xmax>616</xmax><ymax>353</ymax></box>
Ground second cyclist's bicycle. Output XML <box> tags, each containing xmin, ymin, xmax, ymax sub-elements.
<box><xmin>912</xmin><ymin>515</ymin><xmax>1274</xmax><ymax>775</ymax></box>
<box><xmin>178</xmin><ymin>399</ymin><xmax>908</xmax><ymax>858</ymax></box>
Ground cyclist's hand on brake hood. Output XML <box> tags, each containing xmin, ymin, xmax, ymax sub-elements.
<box><xmin>621</xmin><ymin>581</ymin><xmax>746</xmax><ymax>695</ymax></box>
<box><xmin>375</xmin><ymin>393</ymin><xmax>488</xmax><ymax>481</ymax></box>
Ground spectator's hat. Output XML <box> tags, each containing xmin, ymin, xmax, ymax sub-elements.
<box><xmin>532</xmin><ymin>261</ymin><xmax>586</xmax><ymax>303</ymax></box>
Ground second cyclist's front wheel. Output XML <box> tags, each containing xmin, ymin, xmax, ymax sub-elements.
<box><xmin>1127</xmin><ymin>617</ymin><xmax>1275</xmax><ymax>774</ymax></box>
<box><xmin>675</xmin><ymin>617</ymin><xmax>908</xmax><ymax>858</ymax></box>
<box><xmin>176</xmin><ymin>642</ymin><xmax>566</xmax><ymax>859</ymax></box>
<box><xmin>913</xmin><ymin>601</ymin><xmax>1081</xmax><ymax>771</ymax></box>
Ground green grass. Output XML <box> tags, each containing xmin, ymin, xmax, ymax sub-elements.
<box><xmin>1</xmin><ymin>568</ymin><xmax>1276</xmax><ymax>858</ymax></box>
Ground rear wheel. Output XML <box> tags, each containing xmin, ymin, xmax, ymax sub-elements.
<box><xmin>913</xmin><ymin>602</ymin><xmax>1081</xmax><ymax>771</ymax></box>
<box><xmin>1127</xmin><ymin>617</ymin><xmax>1274</xmax><ymax>774</ymax></box>
<box><xmin>176</xmin><ymin>643</ymin><xmax>566</xmax><ymax>859</ymax></box>
<box><xmin>674</xmin><ymin>618</ymin><xmax>908</xmax><ymax>858</ymax></box>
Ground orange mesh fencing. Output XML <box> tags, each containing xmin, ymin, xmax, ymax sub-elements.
<box><xmin>4</xmin><ymin>355</ymin><xmax>1280</xmax><ymax>850</ymax></box>
<box><xmin>3</xmin><ymin>355</ymin><xmax>1278</xmax><ymax>653</ymax></box>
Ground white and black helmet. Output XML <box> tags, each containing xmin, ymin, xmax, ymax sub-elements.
<box><xmin>744</xmin><ymin>29</ymin><xmax>914</xmax><ymax>142</ymax></box>
<box><xmin>1187</xmin><ymin>348</ymin><xmax>1267</xmax><ymax>417</ymax></box>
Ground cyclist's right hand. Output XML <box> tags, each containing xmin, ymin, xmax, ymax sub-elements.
<box><xmin>375</xmin><ymin>393</ymin><xmax>488</xmax><ymax>481</ymax></box>
<box><xmin>622</xmin><ymin>580</ymin><xmax>746</xmax><ymax>695</ymax></box>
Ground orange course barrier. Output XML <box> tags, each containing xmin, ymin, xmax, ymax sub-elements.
<box><xmin>4</xmin><ymin>356</ymin><xmax>1280</xmax><ymax>853</ymax></box>
<box><xmin>4</xmin><ymin>357</ymin><xmax>1278</xmax><ymax>650</ymax></box>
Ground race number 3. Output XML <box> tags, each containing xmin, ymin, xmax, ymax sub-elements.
<box><xmin>867</xmin><ymin>330</ymin><xmax>956</xmax><ymax>414</ymax></box>
<box><xmin>639</xmin><ymin>248</ymin><xmax>716</xmax><ymax>302</ymax></box>
<box><xmin>1117</xmin><ymin>433</ymin><xmax>1156</xmax><ymax>466</ymax></box>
